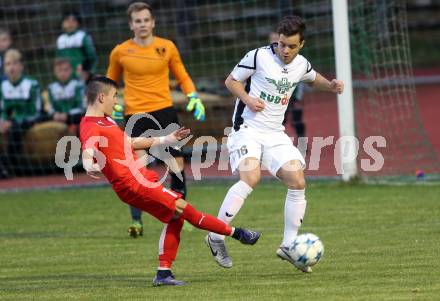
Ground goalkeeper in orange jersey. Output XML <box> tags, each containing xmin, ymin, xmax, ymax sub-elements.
<box><xmin>106</xmin><ymin>2</ymin><xmax>205</xmax><ymax>237</ymax></box>
<box><xmin>80</xmin><ymin>76</ymin><xmax>260</xmax><ymax>286</ymax></box>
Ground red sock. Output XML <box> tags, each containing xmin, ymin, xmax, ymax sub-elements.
<box><xmin>181</xmin><ymin>203</ymin><xmax>233</xmax><ymax>236</ymax></box>
<box><xmin>158</xmin><ymin>217</ymin><xmax>184</xmax><ymax>269</ymax></box>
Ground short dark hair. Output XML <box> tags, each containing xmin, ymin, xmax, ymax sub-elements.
<box><xmin>86</xmin><ymin>76</ymin><xmax>118</xmax><ymax>105</ymax></box>
<box><xmin>62</xmin><ymin>11</ymin><xmax>82</xmax><ymax>25</ymax></box>
<box><xmin>127</xmin><ymin>2</ymin><xmax>153</xmax><ymax>21</ymax></box>
<box><xmin>277</xmin><ymin>16</ymin><xmax>306</xmax><ymax>42</ymax></box>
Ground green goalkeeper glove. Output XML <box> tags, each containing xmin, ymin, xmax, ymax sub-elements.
<box><xmin>186</xmin><ymin>92</ymin><xmax>205</xmax><ymax>121</ymax></box>
<box><xmin>112</xmin><ymin>103</ymin><xmax>124</xmax><ymax>120</ymax></box>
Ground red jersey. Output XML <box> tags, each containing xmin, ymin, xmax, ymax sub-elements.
<box><xmin>79</xmin><ymin>116</ymin><xmax>158</xmax><ymax>193</ymax></box>
<box><xmin>80</xmin><ymin>116</ymin><xmax>181</xmax><ymax>223</ymax></box>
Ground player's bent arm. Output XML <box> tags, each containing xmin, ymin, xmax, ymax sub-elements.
<box><xmin>82</xmin><ymin>148</ymin><xmax>103</xmax><ymax>179</ymax></box>
<box><xmin>225</xmin><ymin>75</ymin><xmax>251</xmax><ymax>103</ymax></box>
<box><xmin>225</xmin><ymin>75</ymin><xmax>265</xmax><ymax>112</ymax></box>
<box><xmin>169</xmin><ymin>42</ymin><xmax>196</xmax><ymax>94</ymax></box>
<box><xmin>308</xmin><ymin>73</ymin><xmax>332</xmax><ymax>91</ymax></box>
<box><xmin>128</xmin><ymin>137</ymin><xmax>156</xmax><ymax>150</ymax></box>
<box><xmin>128</xmin><ymin>128</ymin><xmax>191</xmax><ymax>150</ymax></box>
<box><xmin>309</xmin><ymin>72</ymin><xmax>344</xmax><ymax>94</ymax></box>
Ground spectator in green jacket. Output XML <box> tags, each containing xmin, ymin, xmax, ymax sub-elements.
<box><xmin>56</xmin><ymin>11</ymin><xmax>97</xmax><ymax>82</ymax></box>
<box><xmin>0</xmin><ymin>49</ymin><xmax>45</xmax><ymax>175</ymax></box>
<box><xmin>48</xmin><ymin>57</ymin><xmax>85</xmax><ymax>129</ymax></box>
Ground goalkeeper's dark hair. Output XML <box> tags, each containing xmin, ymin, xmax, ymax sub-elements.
<box><xmin>127</xmin><ymin>2</ymin><xmax>154</xmax><ymax>21</ymax></box>
<box><xmin>86</xmin><ymin>76</ymin><xmax>118</xmax><ymax>105</ymax></box>
<box><xmin>277</xmin><ymin>16</ymin><xmax>306</xmax><ymax>42</ymax></box>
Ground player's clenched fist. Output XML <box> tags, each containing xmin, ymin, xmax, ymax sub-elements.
<box><xmin>245</xmin><ymin>96</ymin><xmax>265</xmax><ymax>112</ymax></box>
<box><xmin>330</xmin><ymin>79</ymin><xmax>344</xmax><ymax>94</ymax></box>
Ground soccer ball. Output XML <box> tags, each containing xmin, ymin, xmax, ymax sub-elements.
<box><xmin>289</xmin><ymin>233</ymin><xmax>324</xmax><ymax>269</ymax></box>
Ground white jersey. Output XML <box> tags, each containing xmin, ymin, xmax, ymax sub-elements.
<box><xmin>230</xmin><ymin>44</ymin><xmax>316</xmax><ymax>132</ymax></box>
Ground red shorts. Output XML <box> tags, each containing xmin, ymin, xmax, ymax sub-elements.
<box><xmin>113</xmin><ymin>169</ymin><xmax>182</xmax><ymax>223</ymax></box>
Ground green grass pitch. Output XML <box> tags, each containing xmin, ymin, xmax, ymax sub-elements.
<box><xmin>1</xmin><ymin>181</ymin><xmax>440</xmax><ymax>300</ymax></box>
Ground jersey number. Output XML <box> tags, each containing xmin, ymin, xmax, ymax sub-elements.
<box><xmin>236</xmin><ymin>145</ymin><xmax>248</xmax><ymax>158</ymax></box>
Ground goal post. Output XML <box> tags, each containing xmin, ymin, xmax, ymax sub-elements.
<box><xmin>332</xmin><ymin>0</ymin><xmax>358</xmax><ymax>181</ymax></box>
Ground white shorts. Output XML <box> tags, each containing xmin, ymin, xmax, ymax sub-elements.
<box><xmin>227</xmin><ymin>126</ymin><xmax>305</xmax><ymax>176</ymax></box>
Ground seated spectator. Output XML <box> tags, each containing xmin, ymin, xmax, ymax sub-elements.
<box><xmin>0</xmin><ymin>49</ymin><xmax>45</xmax><ymax>175</ymax></box>
<box><xmin>56</xmin><ymin>11</ymin><xmax>97</xmax><ymax>82</ymax></box>
<box><xmin>0</xmin><ymin>28</ymin><xmax>12</xmax><ymax>79</ymax></box>
<box><xmin>47</xmin><ymin>57</ymin><xmax>85</xmax><ymax>133</ymax></box>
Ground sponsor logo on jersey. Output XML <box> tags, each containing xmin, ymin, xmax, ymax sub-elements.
<box><xmin>265</xmin><ymin>77</ymin><xmax>295</xmax><ymax>94</ymax></box>
<box><xmin>259</xmin><ymin>91</ymin><xmax>289</xmax><ymax>105</ymax></box>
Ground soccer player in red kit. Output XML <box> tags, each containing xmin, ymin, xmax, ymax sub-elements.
<box><xmin>79</xmin><ymin>76</ymin><xmax>260</xmax><ymax>286</ymax></box>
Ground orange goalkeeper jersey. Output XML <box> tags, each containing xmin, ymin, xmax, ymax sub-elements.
<box><xmin>106</xmin><ymin>37</ymin><xmax>196</xmax><ymax>115</ymax></box>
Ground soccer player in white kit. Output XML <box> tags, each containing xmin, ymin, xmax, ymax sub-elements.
<box><xmin>206</xmin><ymin>16</ymin><xmax>344</xmax><ymax>272</ymax></box>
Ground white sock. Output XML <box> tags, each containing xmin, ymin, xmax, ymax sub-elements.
<box><xmin>209</xmin><ymin>180</ymin><xmax>253</xmax><ymax>241</ymax></box>
<box><xmin>281</xmin><ymin>189</ymin><xmax>307</xmax><ymax>247</ymax></box>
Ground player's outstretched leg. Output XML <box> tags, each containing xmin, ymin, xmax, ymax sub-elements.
<box><xmin>152</xmin><ymin>202</ymin><xmax>260</xmax><ymax>286</ymax></box>
<box><xmin>181</xmin><ymin>202</ymin><xmax>260</xmax><ymax>244</ymax></box>
<box><xmin>230</xmin><ymin>227</ymin><xmax>260</xmax><ymax>245</ymax></box>
<box><xmin>205</xmin><ymin>227</ymin><xmax>260</xmax><ymax>268</ymax></box>
<box><xmin>179</xmin><ymin>202</ymin><xmax>259</xmax><ymax>269</ymax></box>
